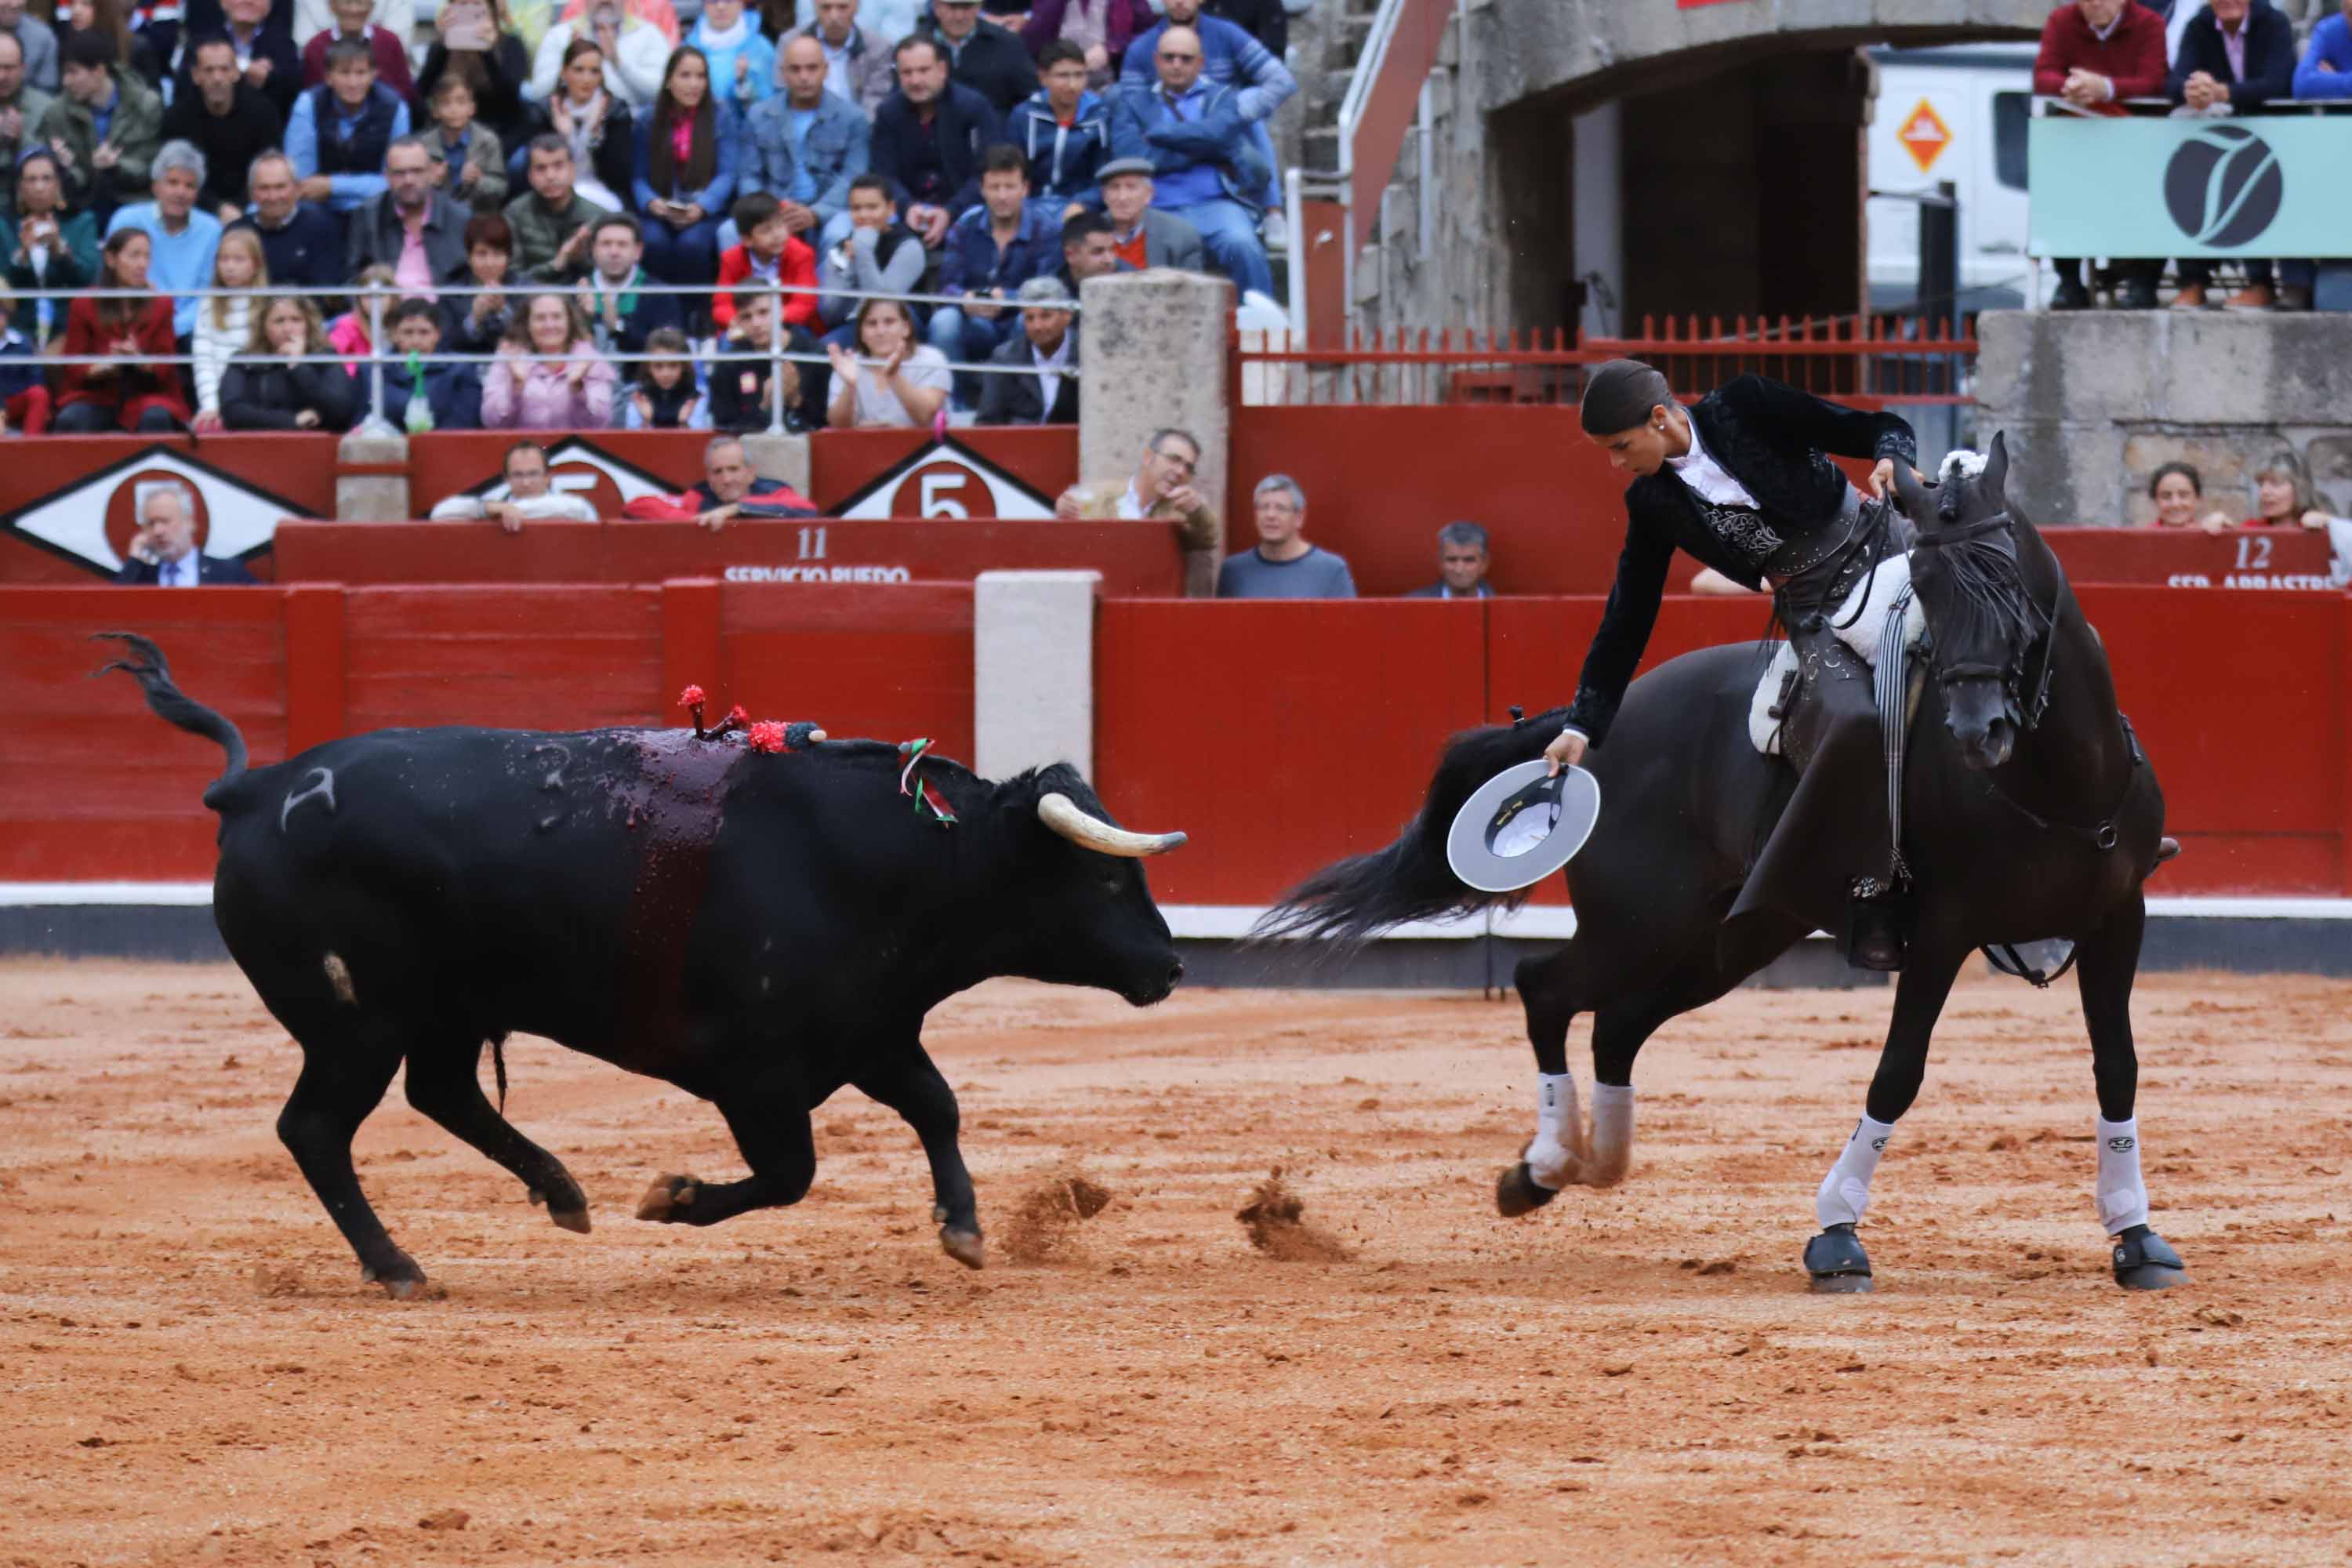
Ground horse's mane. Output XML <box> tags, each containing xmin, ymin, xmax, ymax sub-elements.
<box><xmin>1915</xmin><ymin>466</ymin><xmax>2050</xmax><ymax>659</ymax></box>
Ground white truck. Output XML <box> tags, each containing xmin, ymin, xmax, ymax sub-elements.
<box><xmin>1864</xmin><ymin>42</ymin><xmax>2041</xmax><ymax>315</ymax></box>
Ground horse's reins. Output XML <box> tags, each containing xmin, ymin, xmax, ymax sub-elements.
<box><xmin>1909</xmin><ymin>511</ymin><xmax>2140</xmax><ymax>852</ymax></box>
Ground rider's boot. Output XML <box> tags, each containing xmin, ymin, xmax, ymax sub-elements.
<box><xmin>1844</xmin><ymin>877</ymin><xmax>1906</xmax><ymax>972</ymax></box>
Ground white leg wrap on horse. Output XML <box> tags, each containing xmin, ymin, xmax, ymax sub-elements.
<box><xmin>1587</xmin><ymin>1082</ymin><xmax>1635</xmax><ymax>1186</ymax></box>
<box><xmin>1815</xmin><ymin>1114</ymin><xmax>1897</xmax><ymax>1228</ymax></box>
<box><xmin>2096</xmin><ymin>1116</ymin><xmax>2149</xmax><ymax>1235</ymax></box>
<box><xmin>1526</xmin><ymin>1071</ymin><xmax>1581</xmax><ymax>1189</ymax></box>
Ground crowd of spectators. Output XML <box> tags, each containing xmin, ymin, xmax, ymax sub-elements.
<box><xmin>0</xmin><ymin>0</ymin><xmax>1305</xmax><ymax>436</ymax></box>
<box><xmin>2037</xmin><ymin>0</ymin><xmax>2350</xmax><ymax>312</ymax></box>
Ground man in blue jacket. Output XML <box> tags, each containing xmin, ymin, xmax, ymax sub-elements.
<box><xmin>870</xmin><ymin>33</ymin><xmax>1000</xmax><ymax>247</ymax></box>
<box><xmin>735</xmin><ymin>34</ymin><xmax>871</xmax><ymax>254</ymax></box>
<box><xmin>2168</xmin><ymin>0</ymin><xmax>2296</xmax><ymax>310</ymax></box>
<box><xmin>1005</xmin><ymin>39</ymin><xmax>1110</xmax><ymax>209</ymax></box>
<box><xmin>1109</xmin><ymin>25</ymin><xmax>1271</xmax><ymax>298</ymax></box>
<box><xmin>227</xmin><ymin>150</ymin><xmax>346</xmax><ymax>292</ymax></box>
<box><xmin>928</xmin><ymin>143</ymin><xmax>1062</xmax><ymax>406</ymax></box>
<box><xmin>1120</xmin><ymin>0</ymin><xmax>1291</xmax><ymax>210</ymax></box>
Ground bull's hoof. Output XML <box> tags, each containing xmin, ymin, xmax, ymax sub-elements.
<box><xmin>939</xmin><ymin>1227</ymin><xmax>985</xmax><ymax>1269</ymax></box>
<box><xmin>361</xmin><ymin>1255</ymin><xmax>428</xmax><ymax>1299</ymax></box>
<box><xmin>1804</xmin><ymin>1224</ymin><xmax>1873</xmax><ymax>1294</ymax></box>
<box><xmin>548</xmin><ymin>1207</ymin><xmax>592</xmax><ymax>1235</ymax></box>
<box><xmin>1496</xmin><ymin>1162</ymin><xmax>1559</xmax><ymax>1218</ymax></box>
<box><xmin>2112</xmin><ymin>1225</ymin><xmax>2187</xmax><ymax>1290</ymax></box>
<box><xmin>635</xmin><ymin>1174</ymin><xmax>700</xmax><ymax>1222</ymax></box>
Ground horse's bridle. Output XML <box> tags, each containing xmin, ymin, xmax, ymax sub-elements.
<box><xmin>1907</xmin><ymin>512</ymin><xmax>2061</xmax><ymax>731</ymax></box>
<box><xmin>1908</xmin><ymin>510</ymin><xmax>2137</xmax><ymax>851</ymax></box>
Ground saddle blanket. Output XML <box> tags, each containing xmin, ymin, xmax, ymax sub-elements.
<box><xmin>1748</xmin><ymin>552</ymin><xmax>1927</xmax><ymax>756</ymax></box>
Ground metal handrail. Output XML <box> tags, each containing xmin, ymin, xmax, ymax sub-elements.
<box><xmin>13</xmin><ymin>279</ymin><xmax>1083</xmax><ymax>435</ymax></box>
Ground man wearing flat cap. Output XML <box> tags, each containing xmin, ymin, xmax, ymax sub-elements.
<box><xmin>1543</xmin><ymin>364</ymin><xmax>1925</xmax><ymax>971</ymax></box>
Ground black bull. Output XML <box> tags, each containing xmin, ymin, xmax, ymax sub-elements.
<box><xmin>98</xmin><ymin>635</ymin><xmax>1186</xmax><ymax>1294</ymax></box>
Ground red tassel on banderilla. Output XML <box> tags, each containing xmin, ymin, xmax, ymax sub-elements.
<box><xmin>676</xmin><ymin>685</ymin><xmax>826</xmax><ymax>753</ymax></box>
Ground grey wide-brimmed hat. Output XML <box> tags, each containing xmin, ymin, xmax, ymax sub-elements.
<box><xmin>1096</xmin><ymin>158</ymin><xmax>1156</xmax><ymax>182</ymax></box>
<box><xmin>1445</xmin><ymin>762</ymin><xmax>1602</xmax><ymax>893</ymax></box>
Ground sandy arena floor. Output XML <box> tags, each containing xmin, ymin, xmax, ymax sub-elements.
<box><xmin>2</xmin><ymin>960</ymin><xmax>2350</xmax><ymax>1567</ymax></box>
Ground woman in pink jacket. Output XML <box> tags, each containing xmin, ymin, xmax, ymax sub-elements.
<box><xmin>481</xmin><ymin>291</ymin><xmax>618</xmax><ymax>429</ymax></box>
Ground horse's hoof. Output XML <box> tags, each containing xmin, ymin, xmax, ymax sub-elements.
<box><xmin>361</xmin><ymin>1256</ymin><xmax>428</xmax><ymax>1299</ymax></box>
<box><xmin>636</xmin><ymin>1173</ymin><xmax>699</xmax><ymax>1222</ymax></box>
<box><xmin>1496</xmin><ymin>1163</ymin><xmax>1559</xmax><ymax>1218</ymax></box>
<box><xmin>2112</xmin><ymin>1225</ymin><xmax>2187</xmax><ymax>1290</ymax></box>
<box><xmin>548</xmin><ymin>1207</ymin><xmax>592</xmax><ymax>1234</ymax></box>
<box><xmin>939</xmin><ymin>1226</ymin><xmax>985</xmax><ymax>1269</ymax></box>
<box><xmin>1804</xmin><ymin>1224</ymin><xmax>1873</xmax><ymax>1294</ymax></box>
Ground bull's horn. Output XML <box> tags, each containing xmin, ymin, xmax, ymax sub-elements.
<box><xmin>1036</xmin><ymin>792</ymin><xmax>1185</xmax><ymax>858</ymax></box>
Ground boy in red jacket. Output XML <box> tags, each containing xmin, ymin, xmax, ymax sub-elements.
<box><xmin>713</xmin><ymin>193</ymin><xmax>819</xmax><ymax>332</ymax></box>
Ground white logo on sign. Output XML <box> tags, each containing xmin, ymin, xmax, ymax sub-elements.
<box><xmin>836</xmin><ymin>443</ymin><xmax>1054</xmax><ymax>521</ymax></box>
<box><xmin>2</xmin><ymin>446</ymin><xmax>294</xmax><ymax>573</ymax></box>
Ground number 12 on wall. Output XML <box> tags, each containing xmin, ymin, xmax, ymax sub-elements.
<box><xmin>2234</xmin><ymin>535</ymin><xmax>2271</xmax><ymax>572</ymax></box>
<box><xmin>797</xmin><ymin>527</ymin><xmax>829</xmax><ymax>561</ymax></box>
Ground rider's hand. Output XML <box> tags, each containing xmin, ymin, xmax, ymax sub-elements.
<box><xmin>1543</xmin><ymin>728</ymin><xmax>1588</xmax><ymax>777</ymax></box>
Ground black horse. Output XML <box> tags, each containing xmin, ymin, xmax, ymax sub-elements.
<box><xmin>1260</xmin><ymin>435</ymin><xmax>2187</xmax><ymax>1292</ymax></box>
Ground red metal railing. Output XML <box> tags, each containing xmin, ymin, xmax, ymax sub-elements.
<box><xmin>1234</xmin><ymin>315</ymin><xmax>1980</xmax><ymax>408</ymax></box>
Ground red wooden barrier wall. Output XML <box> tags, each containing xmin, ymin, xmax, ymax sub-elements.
<box><xmin>5</xmin><ymin>586</ymin><xmax>2346</xmax><ymax>898</ymax></box>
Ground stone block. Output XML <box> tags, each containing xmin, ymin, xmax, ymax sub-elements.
<box><xmin>1997</xmin><ymin>420</ymin><xmax>2124</xmax><ymax>524</ymax></box>
<box><xmin>2155</xmin><ymin>314</ymin><xmax>2281</xmax><ymax>426</ymax></box>
<box><xmin>974</xmin><ymin>571</ymin><xmax>1099</xmax><ymax>782</ymax></box>
<box><xmin>1079</xmin><ymin>270</ymin><xmax>1232</xmax><ymax>575</ymax></box>
<box><xmin>738</xmin><ymin>432</ymin><xmax>811</xmax><ymax>495</ymax></box>
<box><xmin>336</xmin><ymin>475</ymin><xmax>409</xmax><ymax>522</ymax></box>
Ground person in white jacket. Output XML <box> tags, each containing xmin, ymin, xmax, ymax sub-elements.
<box><xmin>426</xmin><ymin>439</ymin><xmax>601</xmax><ymax>528</ymax></box>
<box><xmin>524</xmin><ymin>0</ymin><xmax>672</xmax><ymax>107</ymax></box>
<box><xmin>189</xmin><ymin>228</ymin><xmax>264</xmax><ymax>431</ymax></box>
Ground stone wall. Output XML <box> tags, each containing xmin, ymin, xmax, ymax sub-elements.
<box><xmin>1975</xmin><ymin>312</ymin><xmax>2352</xmax><ymax>526</ymax></box>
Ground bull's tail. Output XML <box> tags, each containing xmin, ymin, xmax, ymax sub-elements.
<box><xmin>1252</xmin><ymin>706</ymin><xmax>1571</xmax><ymax>946</ymax></box>
<box><xmin>92</xmin><ymin>632</ymin><xmax>250</xmax><ymax>801</ymax></box>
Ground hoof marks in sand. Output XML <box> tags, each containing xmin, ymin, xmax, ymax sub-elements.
<box><xmin>1496</xmin><ymin>1162</ymin><xmax>1559</xmax><ymax>1218</ymax></box>
<box><xmin>636</xmin><ymin>1174</ymin><xmax>699</xmax><ymax>1222</ymax></box>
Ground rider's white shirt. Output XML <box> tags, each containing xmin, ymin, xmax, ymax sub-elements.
<box><xmin>1668</xmin><ymin>426</ymin><xmax>1761</xmax><ymax>510</ymax></box>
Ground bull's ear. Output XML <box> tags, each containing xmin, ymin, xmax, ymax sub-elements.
<box><xmin>1983</xmin><ymin>431</ymin><xmax>2010</xmax><ymax>510</ymax></box>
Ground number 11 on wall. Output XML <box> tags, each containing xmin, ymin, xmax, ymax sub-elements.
<box><xmin>797</xmin><ymin>527</ymin><xmax>828</xmax><ymax>561</ymax></box>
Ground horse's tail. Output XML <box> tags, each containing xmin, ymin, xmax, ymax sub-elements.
<box><xmin>1253</xmin><ymin>707</ymin><xmax>1571</xmax><ymax>946</ymax></box>
<box><xmin>91</xmin><ymin>633</ymin><xmax>250</xmax><ymax>805</ymax></box>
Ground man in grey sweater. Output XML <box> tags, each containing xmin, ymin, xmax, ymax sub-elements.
<box><xmin>1218</xmin><ymin>473</ymin><xmax>1356</xmax><ymax>598</ymax></box>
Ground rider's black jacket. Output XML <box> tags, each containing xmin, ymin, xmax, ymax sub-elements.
<box><xmin>1562</xmin><ymin>375</ymin><xmax>1917</xmax><ymax>748</ymax></box>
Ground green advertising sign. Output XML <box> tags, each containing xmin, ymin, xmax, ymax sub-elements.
<box><xmin>2028</xmin><ymin>115</ymin><xmax>2350</xmax><ymax>259</ymax></box>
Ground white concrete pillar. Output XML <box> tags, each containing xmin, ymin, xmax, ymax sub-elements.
<box><xmin>974</xmin><ymin>569</ymin><xmax>1101</xmax><ymax>781</ymax></box>
<box><xmin>336</xmin><ymin>430</ymin><xmax>409</xmax><ymax>521</ymax></box>
<box><xmin>1080</xmin><ymin>270</ymin><xmax>1234</xmax><ymax>596</ymax></box>
<box><xmin>739</xmin><ymin>431</ymin><xmax>811</xmax><ymax>497</ymax></box>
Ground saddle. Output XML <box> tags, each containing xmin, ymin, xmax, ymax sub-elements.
<box><xmin>1747</xmin><ymin>552</ymin><xmax>1928</xmax><ymax>760</ymax></box>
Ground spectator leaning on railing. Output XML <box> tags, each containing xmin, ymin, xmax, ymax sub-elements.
<box><xmin>2035</xmin><ymin>0</ymin><xmax>2168</xmax><ymax>310</ymax></box>
<box><xmin>220</xmin><ymin>291</ymin><xmax>361</xmax><ymax>431</ymax></box>
<box><xmin>428</xmin><ymin>438</ymin><xmax>601</xmax><ymax>527</ymax></box>
<box><xmin>2169</xmin><ymin>0</ymin><xmax>2297</xmax><ymax>310</ymax></box>
<box><xmin>1055</xmin><ymin>427</ymin><xmax>1221</xmax><ymax>594</ymax></box>
<box><xmin>2200</xmin><ymin>448</ymin><xmax>2337</xmax><ymax>533</ymax></box>
<box><xmin>2145</xmin><ymin>460</ymin><xmax>2207</xmax><ymax>528</ymax></box>
<box><xmin>975</xmin><ymin>273</ymin><xmax>1076</xmax><ymax>426</ymax></box>
<box><xmin>482</xmin><ymin>288</ymin><xmax>617</xmax><ymax>427</ymax></box>
<box><xmin>686</xmin><ymin>430</ymin><xmax>820</xmax><ymax>530</ymax></box>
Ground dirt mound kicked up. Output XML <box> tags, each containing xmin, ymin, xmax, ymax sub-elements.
<box><xmin>998</xmin><ymin>1169</ymin><xmax>1115</xmax><ymax>1264</ymax></box>
<box><xmin>1236</xmin><ymin>1168</ymin><xmax>1352</xmax><ymax>1261</ymax></box>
